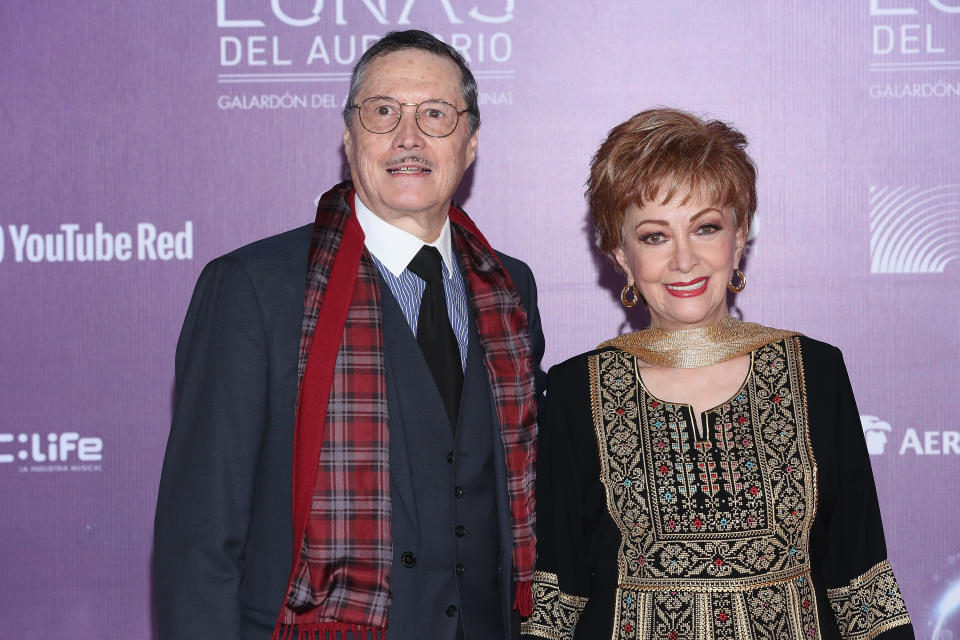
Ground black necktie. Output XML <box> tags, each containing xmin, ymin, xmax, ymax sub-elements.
<box><xmin>407</xmin><ymin>245</ymin><xmax>463</xmax><ymax>430</ymax></box>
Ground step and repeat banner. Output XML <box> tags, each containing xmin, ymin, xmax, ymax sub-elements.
<box><xmin>2</xmin><ymin>1</ymin><xmax>958</xmax><ymax>637</ymax></box>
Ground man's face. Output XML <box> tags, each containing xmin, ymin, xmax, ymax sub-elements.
<box><xmin>344</xmin><ymin>49</ymin><xmax>478</xmax><ymax>233</ymax></box>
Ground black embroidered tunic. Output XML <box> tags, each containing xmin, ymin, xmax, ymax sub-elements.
<box><xmin>521</xmin><ymin>336</ymin><xmax>913</xmax><ymax>640</ymax></box>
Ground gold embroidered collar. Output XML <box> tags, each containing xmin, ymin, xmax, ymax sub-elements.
<box><xmin>597</xmin><ymin>316</ymin><xmax>800</xmax><ymax>368</ymax></box>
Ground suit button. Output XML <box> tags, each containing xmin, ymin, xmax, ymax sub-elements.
<box><xmin>454</xmin><ymin>486</ymin><xmax>464</xmax><ymax>498</ymax></box>
<box><xmin>455</xmin><ymin>525</ymin><xmax>467</xmax><ymax>537</ymax></box>
<box><xmin>446</xmin><ymin>451</ymin><xmax>454</xmax><ymax>464</ymax></box>
<box><xmin>400</xmin><ymin>551</ymin><xmax>416</xmax><ymax>568</ymax></box>
<box><xmin>446</xmin><ymin>605</ymin><xmax>458</xmax><ymax>617</ymax></box>
<box><xmin>456</xmin><ymin>563</ymin><xmax>465</xmax><ymax>576</ymax></box>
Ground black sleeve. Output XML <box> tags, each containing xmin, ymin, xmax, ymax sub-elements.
<box><xmin>803</xmin><ymin>339</ymin><xmax>914</xmax><ymax>639</ymax></box>
<box><xmin>153</xmin><ymin>256</ymin><xmax>270</xmax><ymax>638</ymax></box>
<box><xmin>521</xmin><ymin>264</ymin><xmax>547</xmax><ymax>401</ymax></box>
<box><xmin>522</xmin><ymin>360</ymin><xmax>595</xmax><ymax>639</ymax></box>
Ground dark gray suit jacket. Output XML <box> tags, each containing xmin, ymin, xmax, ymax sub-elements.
<box><xmin>153</xmin><ymin>222</ymin><xmax>544</xmax><ymax>639</ymax></box>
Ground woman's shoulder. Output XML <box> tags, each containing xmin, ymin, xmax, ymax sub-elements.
<box><xmin>547</xmin><ymin>347</ymin><xmax>618</xmax><ymax>378</ymax></box>
<box><xmin>545</xmin><ymin>347</ymin><xmax>619</xmax><ymax>397</ymax></box>
<box><xmin>793</xmin><ymin>334</ymin><xmax>845</xmax><ymax>370</ymax></box>
<box><xmin>790</xmin><ymin>336</ymin><xmax>856</xmax><ymax>413</ymax></box>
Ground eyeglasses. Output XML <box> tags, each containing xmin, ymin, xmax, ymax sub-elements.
<box><xmin>351</xmin><ymin>96</ymin><xmax>470</xmax><ymax>138</ymax></box>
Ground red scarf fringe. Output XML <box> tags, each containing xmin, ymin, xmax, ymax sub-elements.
<box><xmin>273</xmin><ymin>622</ymin><xmax>386</xmax><ymax>640</ymax></box>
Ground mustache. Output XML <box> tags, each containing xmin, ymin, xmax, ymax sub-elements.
<box><xmin>385</xmin><ymin>155</ymin><xmax>434</xmax><ymax>168</ymax></box>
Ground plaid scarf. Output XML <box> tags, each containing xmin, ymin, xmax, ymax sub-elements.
<box><xmin>273</xmin><ymin>182</ymin><xmax>537</xmax><ymax>639</ymax></box>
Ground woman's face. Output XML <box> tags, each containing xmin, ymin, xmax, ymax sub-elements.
<box><xmin>614</xmin><ymin>191</ymin><xmax>747</xmax><ymax>330</ymax></box>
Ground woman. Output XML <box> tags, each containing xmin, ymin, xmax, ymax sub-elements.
<box><xmin>520</xmin><ymin>109</ymin><xmax>914</xmax><ymax>640</ymax></box>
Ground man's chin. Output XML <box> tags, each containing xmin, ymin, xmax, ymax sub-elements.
<box><xmin>380</xmin><ymin>193</ymin><xmax>449</xmax><ymax>219</ymax></box>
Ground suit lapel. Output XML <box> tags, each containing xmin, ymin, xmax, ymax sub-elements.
<box><xmin>379</xmin><ymin>279</ymin><xmax>424</xmax><ymax>530</ymax></box>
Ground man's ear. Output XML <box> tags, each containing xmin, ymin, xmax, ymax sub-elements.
<box><xmin>465</xmin><ymin>129</ymin><xmax>478</xmax><ymax>167</ymax></box>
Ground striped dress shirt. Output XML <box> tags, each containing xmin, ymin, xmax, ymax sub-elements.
<box><xmin>354</xmin><ymin>198</ymin><xmax>469</xmax><ymax>370</ymax></box>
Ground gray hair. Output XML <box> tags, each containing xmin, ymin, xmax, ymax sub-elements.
<box><xmin>342</xmin><ymin>30</ymin><xmax>481</xmax><ymax>135</ymax></box>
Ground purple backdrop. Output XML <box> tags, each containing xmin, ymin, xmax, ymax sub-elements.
<box><xmin>2</xmin><ymin>1</ymin><xmax>958</xmax><ymax>637</ymax></box>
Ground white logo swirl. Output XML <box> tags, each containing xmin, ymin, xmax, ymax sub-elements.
<box><xmin>870</xmin><ymin>185</ymin><xmax>960</xmax><ymax>273</ymax></box>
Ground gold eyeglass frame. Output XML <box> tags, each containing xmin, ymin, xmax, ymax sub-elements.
<box><xmin>350</xmin><ymin>96</ymin><xmax>470</xmax><ymax>138</ymax></box>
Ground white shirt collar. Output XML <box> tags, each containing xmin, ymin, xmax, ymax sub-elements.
<box><xmin>354</xmin><ymin>195</ymin><xmax>456</xmax><ymax>279</ymax></box>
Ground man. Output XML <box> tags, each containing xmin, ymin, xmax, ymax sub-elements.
<box><xmin>153</xmin><ymin>30</ymin><xmax>543</xmax><ymax>640</ymax></box>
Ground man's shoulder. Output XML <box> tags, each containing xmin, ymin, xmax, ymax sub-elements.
<box><xmin>493</xmin><ymin>249</ymin><xmax>527</xmax><ymax>271</ymax></box>
<box><xmin>223</xmin><ymin>223</ymin><xmax>313</xmax><ymax>267</ymax></box>
<box><xmin>194</xmin><ymin>224</ymin><xmax>313</xmax><ymax>300</ymax></box>
<box><xmin>493</xmin><ymin>249</ymin><xmax>534</xmax><ymax>286</ymax></box>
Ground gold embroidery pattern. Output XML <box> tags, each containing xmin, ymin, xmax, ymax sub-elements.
<box><xmin>590</xmin><ymin>340</ymin><xmax>816</xmax><ymax>590</ymax></box>
<box><xmin>612</xmin><ymin>576</ymin><xmax>821</xmax><ymax>640</ymax></box>
<box><xmin>826</xmin><ymin>560</ymin><xmax>911</xmax><ymax>640</ymax></box>
<box><xmin>705</xmin><ymin>591</ymin><xmax>737</xmax><ymax>640</ymax></box>
<box><xmin>522</xmin><ymin>571</ymin><xmax>589</xmax><ymax>640</ymax></box>
<box><xmin>741</xmin><ymin>575</ymin><xmax>820</xmax><ymax>639</ymax></box>
<box><xmin>591</xmin><ymin>339</ymin><xmax>827</xmax><ymax>639</ymax></box>
<box><xmin>793</xmin><ymin>574</ymin><xmax>820</xmax><ymax>639</ymax></box>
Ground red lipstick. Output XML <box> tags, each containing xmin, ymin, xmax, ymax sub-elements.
<box><xmin>664</xmin><ymin>276</ymin><xmax>709</xmax><ymax>298</ymax></box>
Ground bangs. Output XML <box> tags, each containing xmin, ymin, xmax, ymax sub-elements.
<box><xmin>630</xmin><ymin>167</ymin><xmax>748</xmax><ymax>224</ymax></box>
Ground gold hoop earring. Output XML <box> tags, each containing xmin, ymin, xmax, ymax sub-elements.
<box><xmin>620</xmin><ymin>284</ymin><xmax>641</xmax><ymax>308</ymax></box>
<box><xmin>727</xmin><ymin>268</ymin><xmax>746</xmax><ymax>293</ymax></box>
